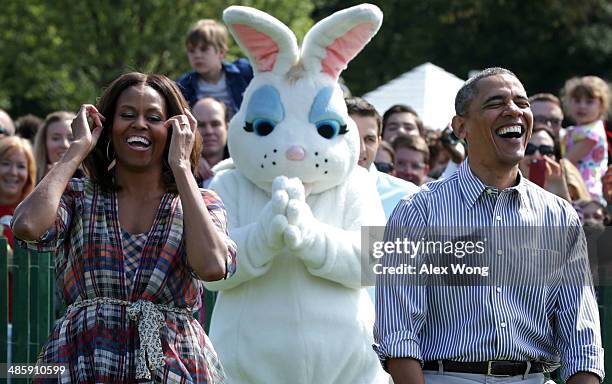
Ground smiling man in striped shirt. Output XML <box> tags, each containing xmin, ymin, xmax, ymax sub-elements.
<box><xmin>373</xmin><ymin>68</ymin><xmax>604</xmax><ymax>384</ymax></box>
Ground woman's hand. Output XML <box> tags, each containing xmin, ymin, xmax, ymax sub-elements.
<box><xmin>12</xmin><ymin>103</ymin><xmax>104</xmax><ymax>242</ymax></box>
<box><xmin>71</xmin><ymin>104</ymin><xmax>105</xmax><ymax>160</ymax></box>
<box><xmin>542</xmin><ymin>156</ymin><xmax>561</xmax><ymax>179</ymax></box>
<box><xmin>165</xmin><ymin>109</ymin><xmax>196</xmax><ymax>173</ymax></box>
<box><xmin>521</xmin><ymin>156</ymin><xmax>561</xmax><ymax>181</ymax></box>
<box><xmin>198</xmin><ymin>156</ymin><xmax>214</xmax><ymax>181</ymax></box>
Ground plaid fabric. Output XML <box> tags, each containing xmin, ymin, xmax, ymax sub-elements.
<box><xmin>122</xmin><ymin>229</ymin><xmax>146</xmax><ymax>292</ymax></box>
<box><xmin>16</xmin><ymin>178</ymin><xmax>236</xmax><ymax>383</ymax></box>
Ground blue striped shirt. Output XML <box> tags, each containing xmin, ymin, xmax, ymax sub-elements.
<box><xmin>373</xmin><ymin>159</ymin><xmax>604</xmax><ymax>381</ymax></box>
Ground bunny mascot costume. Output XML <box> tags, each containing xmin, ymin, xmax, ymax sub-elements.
<box><xmin>205</xmin><ymin>4</ymin><xmax>387</xmax><ymax>383</ymax></box>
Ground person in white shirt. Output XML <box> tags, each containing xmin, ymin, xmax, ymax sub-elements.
<box><xmin>347</xmin><ymin>97</ymin><xmax>419</xmax><ymax>219</ymax></box>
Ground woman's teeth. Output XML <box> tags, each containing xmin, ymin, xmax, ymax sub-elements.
<box><xmin>126</xmin><ymin>136</ymin><xmax>151</xmax><ymax>147</ymax></box>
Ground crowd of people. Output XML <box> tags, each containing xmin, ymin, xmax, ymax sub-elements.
<box><xmin>0</xmin><ymin>12</ymin><xmax>610</xmax><ymax>384</ymax></box>
<box><xmin>348</xmin><ymin>80</ymin><xmax>612</xmax><ymax>232</ymax></box>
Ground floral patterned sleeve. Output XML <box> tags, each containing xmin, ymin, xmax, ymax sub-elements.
<box><xmin>201</xmin><ymin>189</ymin><xmax>237</xmax><ymax>279</ymax></box>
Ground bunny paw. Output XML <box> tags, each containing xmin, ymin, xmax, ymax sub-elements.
<box><xmin>283</xmin><ymin>225</ymin><xmax>302</xmax><ymax>249</ymax></box>
<box><xmin>284</xmin><ymin>177</ymin><xmax>305</xmax><ymax>202</ymax></box>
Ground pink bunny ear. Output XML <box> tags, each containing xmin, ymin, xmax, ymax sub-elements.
<box><xmin>301</xmin><ymin>4</ymin><xmax>383</xmax><ymax>80</ymax></box>
<box><xmin>231</xmin><ymin>24</ymin><xmax>279</xmax><ymax>72</ymax></box>
<box><xmin>224</xmin><ymin>6</ymin><xmax>299</xmax><ymax>75</ymax></box>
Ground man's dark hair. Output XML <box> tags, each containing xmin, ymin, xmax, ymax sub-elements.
<box><xmin>15</xmin><ymin>114</ymin><xmax>43</xmax><ymax>142</ymax></box>
<box><xmin>381</xmin><ymin>104</ymin><xmax>423</xmax><ymax>137</ymax></box>
<box><xmin>345</xmin><ymin>97</ymin><xmax>382</xmax><ymax>136</ymax></box>
<box><xmin>455</xmin><ymin>67</ymin><xmax>517</xmax><ymax>116</ymax></box>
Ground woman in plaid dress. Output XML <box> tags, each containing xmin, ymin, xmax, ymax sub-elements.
<box><xmin>12</xmin><ymin>72</ymin><xmax>236</xmax><ymax>383</ymax></box>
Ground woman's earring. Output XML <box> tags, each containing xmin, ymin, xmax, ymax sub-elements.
<box><xmin>106</xmin><ymin>140</ymin><xmax>116</xmax><ymax>171</ymax></box>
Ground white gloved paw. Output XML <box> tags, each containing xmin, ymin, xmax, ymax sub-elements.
<box><xmin>285</xmin><ymin>177</ymin><xmax>305</xmax><ymax>202</ymax></box>
<box><xmin>283</xmin><ymin>224</ymin><xmax>301</xmax><ymax>249</ymax></box>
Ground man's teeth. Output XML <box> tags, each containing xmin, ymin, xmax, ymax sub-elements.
<box><xmin>127</xmin><ymin>136</ymin><xmax>151</xmax><ymax>146</ymax></box>
<box><xmin>497</xmin><ymin>125</ymin><xmax>522</xmax><ymax>135</ymax></box>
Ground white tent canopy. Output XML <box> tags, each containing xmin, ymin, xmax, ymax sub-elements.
<box><xmin>362</xmin><ymin>62</ymin><xmax>465</xmax><ymax>130</ymax></box>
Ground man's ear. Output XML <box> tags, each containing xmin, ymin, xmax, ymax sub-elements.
<box><xmin>451</xmin><ymin>115</ymin><xmax>467</xmax><ymax>140</ymax></box>
<box><xmin>218</xmin><ymin>48</ymin><xmax>227</xmax><ymax>60</ymax></box>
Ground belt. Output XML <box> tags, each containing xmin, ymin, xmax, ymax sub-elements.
<box><xmin>68</xmin><ymin>297</ymin><xmax>193</xmax><ymax>380</ymax></box>
<box><xmin>423</xmin><ymin>360</ymin><xmax>545</xmax><ymax>377</ymax></box>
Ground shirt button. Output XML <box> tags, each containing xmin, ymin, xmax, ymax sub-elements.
<box><xmin>500</xmin><ymin>321</ymin><xmax>507</xmax><ymax>328</ymax></box>
<box><xmin>495</xmin><ymin>216</ymin><xmax>502</xmax><ymax>221</ymax></box>
<box><xmin>497</xmin><ymin>249</ymin><xmax>503</xmax><ymax>255</ymax></box>
<box><xmin>496</xmin><ymin>287</ymin><xmax>502</xmax><ymax>293</ymax></box>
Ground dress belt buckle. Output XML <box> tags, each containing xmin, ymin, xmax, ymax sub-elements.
<box><xmin>487</xmin><ymin>361</ymin><xmax>511</xmax><ymax>377</ymax></box>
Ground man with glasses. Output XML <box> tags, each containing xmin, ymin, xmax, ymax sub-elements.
<box><xmin>0</xmin><ymin>109</ymin><xmax>15</xmax><ymax>138</ymax></box>
<box><xmin>529</xmin><ymin>93</ymin><xmax>564</xmax><ymax>139</ymax></box>
<box><xmin>392</xmin><ymin>135</ymin><xmax>430</xmax><ymax>186</ymax></box>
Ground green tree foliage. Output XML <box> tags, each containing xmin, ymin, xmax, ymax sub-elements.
<box><xmin>0</xmin><ymin>0</ymin><xmax>313</xmax><ymax>118</ymax></box>
<box><xmin>313</xmin><ymin>0</ymin><xmax>612</xmax><ymax>101</ymax></box>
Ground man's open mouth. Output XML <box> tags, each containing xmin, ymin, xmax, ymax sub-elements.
<box><xmin>495</xmin><ymin>125</ymin><xmax>524</xmax><ymax>139</ymax></box>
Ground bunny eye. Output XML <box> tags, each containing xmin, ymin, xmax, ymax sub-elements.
<box><xmin>244</xmin><ymin>118</ymin><xmax>276</xmax><ymax>136</ymax></box>
<box><xmin>316</xmin><ymin>119</ymin><xmax>348</xmax><ymax>139</ymax></box>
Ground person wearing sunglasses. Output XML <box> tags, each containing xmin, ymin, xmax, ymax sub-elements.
<box><xmin>519</xmin><ymin>127</ymin><xmax>589</xmax><ymax>201</ymax></box>
<box><xmin>374</xmin><ymin>141</ymin><xmax>395</xmax><ymax>174</ymax></box>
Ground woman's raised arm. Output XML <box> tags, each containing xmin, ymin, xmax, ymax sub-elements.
<box><xmin>166</xmin><ymin>110</ymin><xmax>228</xmax><ymax>281</ymax></box>
<box><xmin>12</xmin><ymin>104</ymin><xmax>104</xmax><ymax>240</ymax></box>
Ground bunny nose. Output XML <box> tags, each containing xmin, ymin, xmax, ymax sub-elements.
<box><xmin>286</xmin><ymin>146</ymin><xmax>306</xmax><ymax>161</ymax></box>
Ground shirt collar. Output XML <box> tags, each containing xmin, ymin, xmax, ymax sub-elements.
<box><xmin>368</xmin><ymin>163</ymin><xmax>378</xmax><ymax>174</ymax></box>
<box><xmin>458</xmin><ymin>159</ymin><xmax>528</xmax><ymax>209</ymax></box>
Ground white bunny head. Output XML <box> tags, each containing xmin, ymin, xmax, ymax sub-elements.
<box><xmin>223</xmin><ymin>4</ymin><xmax>382</xmax><ymax>195</ymax></box>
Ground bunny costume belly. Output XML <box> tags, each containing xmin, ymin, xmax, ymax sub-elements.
<box><xmin>206</xmin><ymin>167</ymin><xmax>387</xmax><ymax>384</ymax></box>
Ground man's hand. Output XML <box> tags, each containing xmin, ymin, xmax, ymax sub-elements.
<box><xmin>441</xmin><ymin>128</ymin><xmax>465</xmax><ymax>164</ymax></box>
<box><xmin>566</xmin><ymin>372</ymin><xmax>601</xmax><ymax>384</ymax></box>
<box><xmin>388</xmin><ymin>358</ymin><xmax>425</xmax><ymax>384</ymax></box>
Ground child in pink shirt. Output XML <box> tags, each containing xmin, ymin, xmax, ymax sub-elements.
<box><xmin>562</xmin><ymin>76</ymin><xmax>609</xmax><ymax>201</ymax></box>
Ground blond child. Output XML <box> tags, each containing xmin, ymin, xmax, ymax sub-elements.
<box><xmin>176</xmin><ymin>19</ymin><xmax>253</xmax><ymax>117</ymax></box>
<box><xmin>562</xmin><ymin>75</ymin><xmax>610</xmax><ymax>201</ymax></box>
